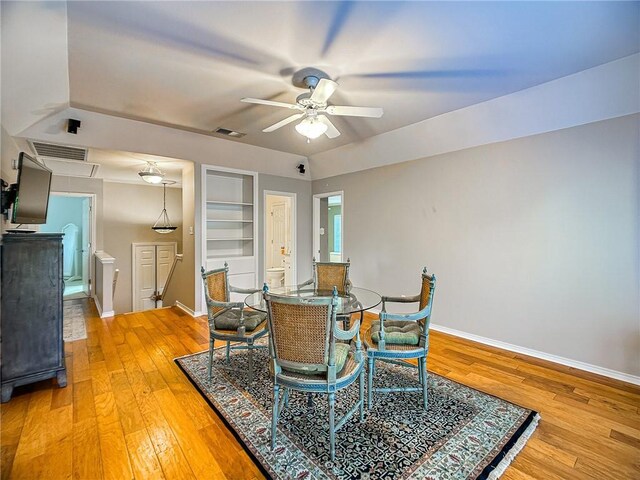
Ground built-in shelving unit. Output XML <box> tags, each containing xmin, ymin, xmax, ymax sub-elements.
<box><xmin>202</xmin><ymin>166</ymin><xmax>258</xmax><ymax>297</ymax></box>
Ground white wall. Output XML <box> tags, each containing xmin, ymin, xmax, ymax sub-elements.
<box><xmin>313</xmin><ymin>114</ymin><xmax>640</xmax><ymax>378</ymax></box>
<box><xmin>258</xmin><ymin>174</ymin><xmax>313</xmax><ymax>287</ymax></box>
<box><xmin>164</xmin><ymin>163</ymin><xmax>196</xmax><ymax>313</ymax></box>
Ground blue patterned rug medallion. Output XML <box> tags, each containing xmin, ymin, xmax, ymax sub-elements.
<box><xmin>175</xmin><ymin>343</ymin><xmax>538</xmax><ymax>480</ymax></box>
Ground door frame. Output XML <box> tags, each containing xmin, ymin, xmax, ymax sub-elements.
<box><xmin>313</xmin><ymin>191</ymin><xmax>344</xmax><ymax>262</ymax></box>
<box><xmin>49</xmin><ymin>191</ymin><xmax>97</xmax><ymax>297</ymax></box>
<box><xmin>131</xmin><ymin>241</ymin><xmax>177</xmax><ymax>312</ymax></box>
<box><xmin>263</xmin><ymin>190</ymin><xmax>297</xmax><ymax>285</ymax></box>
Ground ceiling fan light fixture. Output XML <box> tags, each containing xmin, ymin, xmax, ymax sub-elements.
<box><xmin>138</xmin><ymin>161</ymin><xmax>165</xmax><ymax>184</ymax></box>
<box><xmin>295</xmin><ymin>117</ymin><xmax>327</xmax><ymax>140</ymax></box>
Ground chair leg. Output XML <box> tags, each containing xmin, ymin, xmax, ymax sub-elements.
<box><xmin>225</xmin><ymin>341</ymin><xmax>231</xmax><ymax>364</ymax></box>
<box><xmin>208</xmin><ymin>339</ymin><xmax>214</xmax><ymax>380</ymax></box>
<box><xmin>367</xmin><ymin>356</ymin><xmax>374</xmax><ymax>410</ymax></box>
<box><xmin>359</xmin><ymin>367</ymin><xmax>365</xmax><ymax>422</ymax></box>
<box><xmin>420</xmin><ymin>357</ymin><xmax>428</xmax><ymax>411</ymax></box>
<box><xmin>248</xmin><ymin>341</ymin><xmax>254</xmax><ymax>383</ymax></box>
<box><xmin>271</xmin><ymin>384</ymin><xmax>280</xmax><ymax>450</ymax></box>
<box><xmin>328</xmin><ymin>392</ymin><xmax>336</xmax><ymax>462</ymax></box>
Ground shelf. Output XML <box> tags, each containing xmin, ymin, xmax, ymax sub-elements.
<box><xmin>205</xmin><ymin>167</ymin><xmax>256</xmax><ymax>270</ymax></box>
<box><xmin>206</xmin><ymin>201</ymin><xmax>253</xmax><ymax>206</ymax></box>
<box><xmin>207</xmin><ymin>238</ymin><xmax>253</xmax><ymax>241</ymax></box>
<box><xmin>206</xmin><ymin>219</ymin><xmax>253</xmax><ymax>223</ymax></box>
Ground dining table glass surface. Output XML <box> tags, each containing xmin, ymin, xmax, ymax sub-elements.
<box><xmin>244</xmin><ymin>286</ymin><xmax>381</xmax><ymax>316</ymax></box>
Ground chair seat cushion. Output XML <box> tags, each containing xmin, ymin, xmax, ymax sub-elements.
<box><xmin>214</xmin><ymin>309</ymin><xmax>266</xmax><ymax>332</ymax></box>
<box><xmin>282</xmin><ymin>343</ymin><xmax>350</xmax><ymax>376</ymax></box>
<box><xmin>370</xmin><ymin>320</ymin><xmax>421</xmax><ymax>345</ymax></box>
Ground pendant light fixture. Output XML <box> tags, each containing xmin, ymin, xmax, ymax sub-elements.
<box><xmin>152</xmin><ymin>181</ymin><xmax>177</xmax><ymax>233</ymax></box>
<box><xmin>138</xmin><ymin>161</ymin><xmax>165</xmax><ymax>184</ymax></box>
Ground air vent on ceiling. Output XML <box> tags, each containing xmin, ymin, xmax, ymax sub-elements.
<box><xmin>214</xmin><ymin>128</ymin><xmax>246</xmax><ymax>138</ymax></box>
<box><xmin>41</xmin><ymin>158</ymin><xmax>100</xmax><ymax>178</ymax></box>
<box><xmin>29</xmin><ymin>140</ymin><xmax>88</xmax><ymax>162</ymax></box>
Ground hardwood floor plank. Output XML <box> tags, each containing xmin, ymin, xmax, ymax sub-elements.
<box><xmin>73</xmin><ymin>418</ymin><xmax>104</xmax><ymax>480</ymax></box>
<box><xmin>610</xmin><ymin>429</ymin><xmax>640</xmax><ymax>449</ymax></box>
<box><xmin>125</xmin><ymin>429</ymin><xmax>166</xmax><ymax>480</ymax></box>
<box><xmin>153</xmin><ymin>388</ymin><xmax>227</xmax><ymax>480</ymax></box>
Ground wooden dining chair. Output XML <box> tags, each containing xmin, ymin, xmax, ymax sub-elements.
<box><xmin>201</xmin><ymin>264</ymin><xmax>267</xmax><ymax>382</ymax></box>
<box><xmin>363</xmin><ymin>267</ymin><xmax>436</xmax><ymax>410</ymax></box>
<box><xmin>299</xmin><ymin>257</ymin><xmax>352</xmax><ymax>327</ymax></box>
<box><xmin>264</xmin><ymin>286</ymin><xmax>365</xmax><ymax>461</ymax></box>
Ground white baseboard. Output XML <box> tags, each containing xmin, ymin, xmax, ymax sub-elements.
<box><xmin>92</xmin><ymin>294</ymin><xmax>115</xmax><ymax>318</ymax></box>
<box><xmin>430</xmin><ymin>323</ymin><xmax>640</xmax><ymax>386</ymax></box>
<box><xmin>93</xmin><ymin>294</ymin><xmax>102</xmax><ymax>315</ymax></box>
<box><xmin>175</xmin><ymin>301</ymin><xmax>204</xmax><ymax>318</ymax></box>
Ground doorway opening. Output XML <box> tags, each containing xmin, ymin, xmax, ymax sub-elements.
<box><xmin>264</xmin><ymin>191</ymin><xmax>296</xmax><ymax>288</ymax></box>
<box><xmin>40</xmin><ymin>193</ymin><xmax>96</xmax><ymax>299</ymax></box>
<box><xmin>313</xmin><ymin>191</ymin><xmax>343</xmax><ymax>262</ymax></box>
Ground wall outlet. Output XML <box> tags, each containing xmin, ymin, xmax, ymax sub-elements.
<box><xmin>189</xmin><ymin>226</ymin><xmax>194</xmax><ymax>235</ymax></box>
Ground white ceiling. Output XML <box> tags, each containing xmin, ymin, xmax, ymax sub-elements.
<box><xmin>87</xmin><ymin>149</ymin><xmax>188</xmax><ymax>185</ymax></box>
<box><xmin>64</xmin><ymin>1</ymin><xmax>639</xmax><ymax>156</ymax></box>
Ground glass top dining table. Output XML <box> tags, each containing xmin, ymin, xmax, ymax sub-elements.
<box><xmin>244</xmin><ymin>286</ymin><xmax>382</xmax><ymax>316</ymax></box>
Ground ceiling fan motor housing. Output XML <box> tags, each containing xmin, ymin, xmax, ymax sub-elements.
<box><xmin>291</xmin><ymin>67</ymin><xmax>331</xmax><ymax>89</ymax></box>
<box><xmin>296</xmin><ymin>92</ymin><xmax>319</xmax><ymax>108</ymax></box>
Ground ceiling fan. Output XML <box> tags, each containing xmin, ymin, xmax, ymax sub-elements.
<box><xmin>241</xmin><ymin>67</ymin><xmax>383</xmax><ymax>142</ymax></box>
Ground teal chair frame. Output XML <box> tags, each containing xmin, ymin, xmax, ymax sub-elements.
<box><xmin>364</xmin><ymin>267</ymin><xmax>436</xmax><ymax>410</ymax></box>
<box><xmin>201</xmin><ymin>264</ymin><xmax>267</xmax><ymax>383</ymax></box>
<box><xmin>264</xmin><ymin>286</ymin><xmax>365</xmax><ymax>462</ymax></box>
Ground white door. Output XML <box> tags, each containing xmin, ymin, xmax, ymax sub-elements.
<box><xmin>81</xmin><ymin>197</ymin><xmax>91</xmax><ymax>296</ymax></box>
<box><xmin>134</xmin><ymin>245</ymin><xmax>157</xmax><ymax>311</ymax></box>
<box><xmin>133</xmin><ymin>243</ymin><xmax>177</xmax><ymax>312</ymax></box>
<box><xmin>270</xmin><ymin>202</ymin><xmax>287</xmax><ymax>267</ymax></box>
<box><xmin>156</xmin><ymin>244</ymin><xmax>176</xmax><ymax>307</ymax></box>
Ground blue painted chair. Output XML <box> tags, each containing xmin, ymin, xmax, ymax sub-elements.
<box><xmin>364</xmin><ymin>267</ymin><xmax>436</xmax><ymax>410</ymax></box>
<box><xmin>264</xmin><ymin>287</ymin><xmax>365</xmax><ymax>461</ymax></box>
<box><xmin>201</xmin><ymin>264</ymin><xmax>267</xmax><ymax>383</ymax></box>
<box><xmin>299</xmin><ymin>257</ymin><xmax>353</xmax><ymax>328</ymax></box>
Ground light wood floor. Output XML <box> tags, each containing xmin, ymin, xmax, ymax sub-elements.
<box><xmin>1</xmin><ymin>298</ymin><xmax>639</xmax><ymax>479</ymax></box>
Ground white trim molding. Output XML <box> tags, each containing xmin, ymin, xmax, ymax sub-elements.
<box><xmin>430</xmin><ymin>323</ymin><xmax>640</xmax><ymax>387</ymax></box>
<box><xmin>175</xmin><ymin>300</ymin><xmax>204</xmax><ymax>318</ymax></box>
<box><xmin>92</xmin><ymin>294</ymin><xmax>115</xmax><ymax>318</ymax></box>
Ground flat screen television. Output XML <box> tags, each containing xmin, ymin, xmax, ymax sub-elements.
<box><xmin>11</xmin><ymin>152</ymin><xmax>52</xmax><ymax>224</ymax></box>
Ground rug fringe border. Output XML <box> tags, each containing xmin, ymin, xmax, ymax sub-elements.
<box><xmin>487</xmin><ymin>413</ymin><xmax>540</xmax><ymax>480</ymax></box>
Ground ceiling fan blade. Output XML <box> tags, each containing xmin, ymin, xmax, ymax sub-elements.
<box><xmin>325</xmin><ymin>105</ymin><xmax>383</xmax><ymax>118</ymax></box>
<box><xmin>263</xmin><ymin>113</ymin><xmax>305</xmax><ymax>132</ymax></box>
<box><xmin>241</xmin><ymin>98</ymin><xmax>301</xmax><ymax>110</ymax></box>
<box><xmin>310</xmin><ymin>79</ymin><xmax>338</xmax><ymax>104</ymax></box>
<box><xmin>317</xmin><ymin>115</ymin><xmax>341</xmax><ymax>139</ymax></box>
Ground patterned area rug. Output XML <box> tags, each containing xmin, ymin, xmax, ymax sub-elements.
<box><xmin>176</xmin><ymin>343</ymin><xmax>538</xmax><ymax>480</ymax></box>
<box><xmin>63</xmin><ymin>303</ymin><xmax>88</xmax><ymax>341</ymax></box>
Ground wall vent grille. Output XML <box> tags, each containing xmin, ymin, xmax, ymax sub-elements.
<box><xmin>214</xmin><ymin>128</ymin><xmax>246</xmax><ymax>138</ymax></box>
<box><xmin>29</xmin><ymin>141</ymin><xmax>88</xmax><ymax>162</ymax></box>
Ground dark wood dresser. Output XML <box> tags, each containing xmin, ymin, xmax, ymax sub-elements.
<box><xmin>1</xmin><ymin>233</ymin><xmax>67</xmax><ymax>402</ymax></box>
